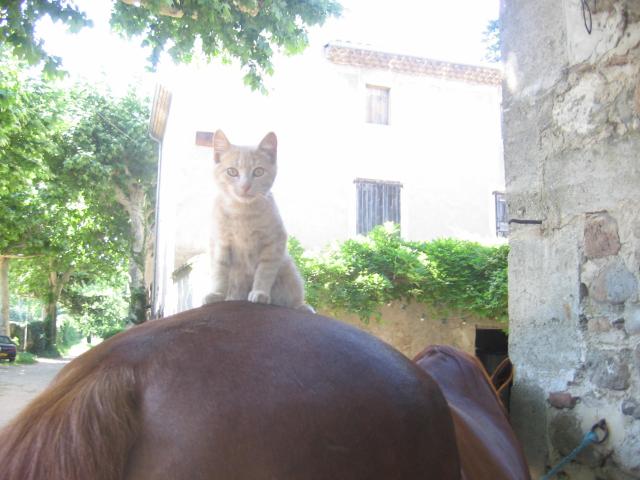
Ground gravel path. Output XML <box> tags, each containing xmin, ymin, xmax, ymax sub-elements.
<box><xmin>0</xmin><ymin>358</ymin><xmax>70</xmax><ymax>428</ymax></box>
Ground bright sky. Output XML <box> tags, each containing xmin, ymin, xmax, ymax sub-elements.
<box><xmin>37</xmin><ymin>0</ymin><xmax>499</xmax><ymax>93</ymax></box>
<box><xmin>318</xmin><ymin>0</ymin><xmax>499</xmax><ymax>62</ymax></box>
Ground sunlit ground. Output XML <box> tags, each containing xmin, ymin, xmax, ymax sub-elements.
<box><xmin>65</xmin><ymin>338</ymin><xmax>102</xmax><ymax>359</ymax></box>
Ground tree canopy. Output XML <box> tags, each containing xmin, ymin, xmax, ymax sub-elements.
<box><xmin>0</xmin><ymin>54</ymin><xmax>66</xmax><ymax>258</ymax></box>
<box><xmin>10</xmin><ymin>141</ymin><xmax>131</xmax><ymax>348</ymax></box>
<box><xmin>62</xmin><ymin>278</ymin><xmax>129</xmax><ymax>340</ymax></box>
<box><xmin>1</xmin><ymin>0</ymin><xmax>342</xmax><ymax>88</ymax></box>
<box><xmin>0</xmin><ymin>53</ymin><xmax>155</xmax><ymax>349</ymax></box>
<box><xmin>62</xmin><ymin>87</ymin><xmax>157</xmax><ymax>324</ymax></box>
<box><xmin>482</xmin><ymin>19</ymin><xmax>501</xmax><ymax>63</ymax></box>
<box><xmin>0</xmin><ymin>1</ymin><xmax>89</xmax><ymax>77</ymax></box>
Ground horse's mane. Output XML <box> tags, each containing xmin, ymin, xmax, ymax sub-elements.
<box><xmin>0</xmin><ymin>340</ymin><xmax>140</xmax><ymax>480</ymax></box>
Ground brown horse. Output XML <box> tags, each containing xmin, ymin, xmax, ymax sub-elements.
<box><xmin>414</xmin><ymin>345</ymin><xmax>531</xmax><ymax>480</ymax></box>
<box><xmin>0</xmin><ymin>302</ymin><xmax>461</xmax><ymax>480</ymax></box>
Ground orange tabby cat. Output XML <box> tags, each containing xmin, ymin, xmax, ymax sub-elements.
<box><xmin>203</xmin><ymin>130</ymin><xmax>312</xmax><ymax>311</ymax></box>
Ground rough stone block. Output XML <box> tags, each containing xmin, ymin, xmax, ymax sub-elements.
<box><xmin>624</xmin><ymin>303</ymin><xmax>640</xmax><ymax>335</ymax></box>
<box><xmin>592</xmin><ymin>0</ymin><xmax>615</xmax><ymax>14</ymax></box>
<box><xmin>621</xmin><ymin>398</ymin><xmax>640</xmax><ymax>419</ymax></box>
<box><xmin>589</xmin><ymin>350</ymin><xmax>631</xmax><ymax>390</ymax></box>
<box><xmin>588</xmin><ymin>317</ymin><xmax>613</xmax><ymax>333</ymax></box>
<box><xmin>548</xmin><ymin>391</ymin><xmax>579</xmax><ymax>409</ymax></box>
<box><xmin>589</xmin><ymin>258</ymin><xmax>637</xmax><ymax>304</ymax></box>
<box><xmin>612</xmin><ymin>317</ymin><xmax>626</xmax><ymax>330</ymax></box>
<box><xmin>630</xmin><ymin>1</ymin><xmax>640</xmax><ymax>22</ymax></box>
<box><xmin>584</xmin><ymin>212</ymin><xmax>621</xmax><ymax>258</ymax></box>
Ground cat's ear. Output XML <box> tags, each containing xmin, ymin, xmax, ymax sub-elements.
<box><xmin>258</xmin><ymin>132</ymin><xmax>277</xmax><ymax>159</ymax></box>
<box><xmin>213</xmin><ymin>130</ymin><xmax>231</xmax><ymax>163</ymax></box>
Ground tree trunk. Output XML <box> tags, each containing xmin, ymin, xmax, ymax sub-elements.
<box><xmin>116</xmin><ymin>183</ymin><xmax>151</xmax><ymax>324</ymax></box>
<box><xmin>45</xmin><ymin>298</ymin><xmax>58</xmax><ymax>348</ymax></box>
<box><xmin>45</xmin><ymin>266</ymin><xmax>74</xmax><ymax>351</ymax></box>
<box><xmin>0</xmin><ymin>257</ymin><xmax>9</xmax><ymax>336</ymax></box>
<box><xmin>129</xmin><ymin>184</ymin><xmax>147</xmax><ymax>323</ymax></box>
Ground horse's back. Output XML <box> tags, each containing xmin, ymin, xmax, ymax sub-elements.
<box><xmin>414</xmin><ymin>345</ymin><xmax>530</xmax><ymax>480</ymax></box>
<box><xmin>117</xmin><ymin>302</ymin><xmax>459</xmax><ymax>479</ymax></box>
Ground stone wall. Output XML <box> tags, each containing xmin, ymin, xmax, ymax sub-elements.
<box><xmin>502</xmin><ymin>0</ymin><xmax>640</xmax><ymax>478</ymax></box>
<box><xmin>321</xmin><ymin>301</ymin><xmax>504</xmax><ymax>360</ymax></box>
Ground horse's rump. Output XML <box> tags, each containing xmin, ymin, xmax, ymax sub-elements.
<box><xmin>0</xmin><ymin>302</ymin><xmax>460</xmax><ymax>480</ymax></box>
<box><xmin>414</xmin><ymin>345</ymin><xmax>530</xmax><ymax>480</ymax></box>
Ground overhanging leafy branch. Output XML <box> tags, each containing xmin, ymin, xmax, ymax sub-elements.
<box><xmin>289</xmin><ymin>224</ymin><xmax>508</xmax><ymax>323</ymax></box>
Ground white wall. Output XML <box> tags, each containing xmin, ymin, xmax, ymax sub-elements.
<box><xmin>154</xmin><ymin>43</ymin><xmax>504</xmax><ymax>314</ymax></box>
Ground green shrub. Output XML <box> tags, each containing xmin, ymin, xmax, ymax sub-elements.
<box><xmin>289</xmin><ymin>224</ymin><xmax>508</xmax><ymax>323</ymax></box>
<box><xmin>101</xmin><ymin>326</ymin><xmax>126</xmax><ymax>340</ymax></box>
<box><xmin>26</xmin><ymin>321</ymin><xmax>47</xmax><ymax>355</ymax></box>
<box><xmin>39</xmin><ymin>346</ymin><xmax>62</xmax><ymax>359</ymax></box>
<box><xmin>15</xmin><ymin>352</ymin><xmax>37</xmax><ymax>364</ymax></box>
<box><xmin>58</xmin><ymin>319</ymin><xmax>82</xmax><ymax>349</ymax></box>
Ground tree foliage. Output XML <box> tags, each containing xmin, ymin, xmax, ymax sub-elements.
<box><xmin>0</xmin><ymin>53</ymin><xmax>66</xmax><ymax>257</ymax></box>
<box><xmin>0</xmin><ymin>51</ymin><xmax>69</xmax><ymax>337</ymax></box>
<box><xmin>10</xmin><ymin>179</ymin><xmax>130</xmax><ymax>348</ymax></box>
<box><xmin>62</xmin><ymin>87</ymin><xmax>157</xmax><ymax>197</ymax></box>
<box><xmin>482</xmin><ymin>19</ymin><xmax>501</xmax><ymax>63</ymax></box>
<box><xmin>1</xmin><ymin>0</ymin><xmax>342</xmax><ymax>89</ymax></box>
<box><xmin>0</xmin><ymin>1</ymin><xmax>90</xmax><ymax>77</ymax></box>
<box><xmin>62</xmin><ymin>87</ymin><xmax>157</xmax><ymax>324</ymax></box>
<box><xmin>0</xmin><ymin>54</ymin><xmax>153</xmax><ymax>347</ymax></box>
<box><xmin>290</xmin><ymin>224</ymin><xmax>508</xmax><ymax>322</ymax></box>
<box><xmin>63</xmin><ymin>279</ymin><xmax>128</xmax><ymax>339</ymax></box>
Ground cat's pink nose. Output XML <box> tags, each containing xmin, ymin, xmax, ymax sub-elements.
<box><xmin>242</xmin><ymin>184</ymin><xmax>251</xmax><ymax>193</ymax></box>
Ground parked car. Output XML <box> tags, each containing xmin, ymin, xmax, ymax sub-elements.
<box><xmin>0</xmin><ymin>335</ymin><xmax>17</xmax><ymax>362</ymax></box>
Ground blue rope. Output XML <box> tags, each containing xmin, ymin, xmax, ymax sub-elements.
<box><xmin>540</xmin><ymin>430</ymin><xmax>599</xmax><ymax>480</ymax></box>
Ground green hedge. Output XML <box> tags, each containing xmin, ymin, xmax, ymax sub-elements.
<box><xmin>15</xmin><ymin>352</ymin><xmax>37</xmax><ymax>365</ymax></box>
<box><xmin>101</xmin><ymin>326</ymin><xmax>126</xmax><ymax>340</ymax></box>
<box><xmin>289</xmin><ymin>224</ymin><xmax>508</xmax><ymax>323</ymax></box>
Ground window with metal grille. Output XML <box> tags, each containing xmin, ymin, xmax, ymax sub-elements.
<box><xmin>494</xmin><ymin>191</ymin><xmax>509</xmax><ymax>238</ymax></box>
<box><xmin>365</xmin><ymin>85</ymin><xmax>390</xmax><ymax>125</ymax></box>
<box><xmin>355</xmin><ymin>178</ymin><xmax>402</xmax><ymax>235</ymax></box>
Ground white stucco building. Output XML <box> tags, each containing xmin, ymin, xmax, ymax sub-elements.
<box><xmin>149</xmin><ymin>42</ymin><xmax>503</xmax><ymax>318</ymax></box>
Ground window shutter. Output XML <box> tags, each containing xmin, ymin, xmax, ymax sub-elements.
<box><xmin>366</xmin><ymin>85</ymin><xmax>390</xmax><ymax>125</ymax></box>
<box><xmin>494</xmin><ymin>192</ymin><xmax>509</xmax><ymax>238</ymax></box>
<box><xmin>355</xmin><ymin>179</ymin><xmax>402</xmax><ymax>235</ymax></box>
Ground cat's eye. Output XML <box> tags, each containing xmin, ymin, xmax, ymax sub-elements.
<box><xmin>253</xmin><ymin>167</ymin><xmax>265</xmax><ymax>177</ymax></box>
<box><xmin>226</xmin><ymin>167</ymin><xmax>239</xmax><ymax>177</ymax></box>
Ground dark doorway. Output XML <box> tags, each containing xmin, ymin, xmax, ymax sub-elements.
<box><xmin>475</xmin><ymin>328</ymin><xmax>508</xmax><ymax>373</ymax></box>
<box><xmin>475</xmin><ymin>328</ymin><xmax>511</xmax><ymax>409</ymax></box>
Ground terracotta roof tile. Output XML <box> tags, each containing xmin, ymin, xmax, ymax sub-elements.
<box><xmin>324</xmin><ymin>43</ymin><xmax>502</xmax><ymax>86</ymax></box>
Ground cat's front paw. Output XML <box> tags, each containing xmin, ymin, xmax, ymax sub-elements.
<box><xmin>203</xmin><ymin>292</ymin><xmax>225</xmax><ymax>304</ymax></box>
<box><xmin>248</xmin><ymin>290</ymin><xmax>271</xmax><ymax>304</ymax></box>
